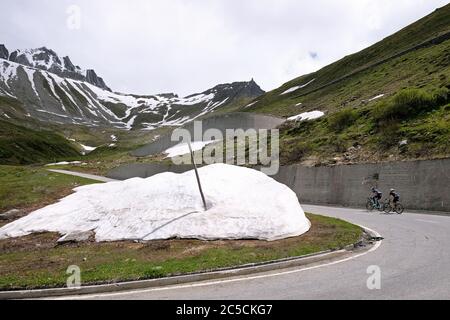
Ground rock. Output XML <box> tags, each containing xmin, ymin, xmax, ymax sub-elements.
<box><xmin>0</xmin><ymin>209</ymin><xmax>24</xmax><ymax>221</ymax></box>
<box><xmin>0</xmin><ymin>44</ymin><xmax>8</xmax><ymax>60</ymax></box>
<box><xmin>63</xmin><ymin>56</ymin><xmax>76</xmax><ymax>72</ymax></box>
<box><xmin>57</xmin><ymin>230</ymin><xmax>95</xmax><ymax>243</ymax></box>
<box><xmin>85</xmin><ymin>69</ymin><xmax>111</xmax><ymax>91</ymax></box>
<box><xmin>7</xmin><ymin>46</ymin><xmax>111</xmax><ymax>91</ymax></box>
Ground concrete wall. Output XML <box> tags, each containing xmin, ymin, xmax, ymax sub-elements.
<box><xmin>273</xmin><ymin>158</ymin><xmax>450</xmax><ymax>212</ymax></box>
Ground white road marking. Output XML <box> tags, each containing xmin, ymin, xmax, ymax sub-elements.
<box><xmin>49</xmin><ymin>225</ymin><xmax>382</xmax><ymax>300</ymax></box>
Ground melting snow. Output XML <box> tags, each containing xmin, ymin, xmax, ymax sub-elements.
<box><xmin>281</xmin><ymin>79</ymin><xmax>316</xmax><ymax>95</ymax></box>
<box><xmin>80</xmin><ymin>143</ymin><xmax>97</xmax><ymax>152</ymax></box>
<box><xmin>164</xmin><ymin>140</ymin><xmax>217</xmax><ymax>158</ymax></box>
<box><xmin>22</xmin><ymin>67</ymin><xmax>39</xmax><ymax>98</ymax></box>
<box><xmin>36</xmin><ymin>109</ymin><xmax>70</xmax><ymax>118</ymax></box>
<box><xmin>0</xmin><ymin>60</ymin><xmax>18</xmax><ymax>87</ymax></box>
<box><xmin>45</xmin><ymin>161</ymin><xmax>82</xmax><ymax>166</ymax></box>
<box><xmin>245</xmin><ymin>101</ymin><xmax>258</xmax><ymax>108</ymax></box>
<box><xmin>287</xmin><ymin>110</ymin><xmax>324</xmax><ymax>121</ymax></box>
<box><xmin>177</xmin><ymin>93</ymin><xmax>215</xmax><ymax>106</ymax></box>
<box><xmin>0</xmin><ymin>164</ymin><xmax>311</xmax><ymax>242</ymax></box>
<box><xmin>368</xmin><ymin>94</ymin><xmax>385</xmax><ymax>102</ymax></box>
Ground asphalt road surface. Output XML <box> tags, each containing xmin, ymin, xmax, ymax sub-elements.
<box><xmin>58</xmin><ymin>205</ymin><xmax>450</xmax><ymax>300</ymax></box>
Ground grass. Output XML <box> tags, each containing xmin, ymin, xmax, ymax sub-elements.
<box><xmin>278</xmin><ymin>87</ymin><xmax>450</xmax><ymax>165</ymax></box>
<box><xmin>0</xmin><ymin>213</ymin><xmax>362</xmax><ymax>290</ymax></box>
<box><xmin>0</xmin><ymin>120</ymin><xmax>80</xmax><ymax>165</ymax></box>
<box><xmin>0</xmin><ymin>165</ymin><xmax>100</xmax><ymax>213</ymax></box>
<box><xmin>372</xmin><ymin>88</ymin><xmax>447</xmax><ymax>123</ymax></box>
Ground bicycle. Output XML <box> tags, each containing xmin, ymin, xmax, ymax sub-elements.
<box><xmin>366</xmin><ymin>197</ymin><xmax>385</xmax><ymax>212</ymax></box>
<box><xmin>383</xmin><ymin>200</ymin><xmax>405</xmax><ymax>214</ymax></box>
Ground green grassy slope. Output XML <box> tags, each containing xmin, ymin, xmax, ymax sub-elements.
<box><xmin>243</xmin><ymin>4</ymin><xmax>450</xmax><ymax>165</ymax></box>
<box><xmin>0</xmin><ymin>120</ymin><xmax>81</xmax><ymax>165</ymax></box>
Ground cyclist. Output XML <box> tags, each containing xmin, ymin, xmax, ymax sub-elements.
<box><xmin>389</xmin><ymin>188</ymin><xmax>400</xmax><ymax>206</ymax></box>
<box><xmin>371</xmin><ymin>187</ymin><xmax>383</xmax><ymax>209</ymax></box>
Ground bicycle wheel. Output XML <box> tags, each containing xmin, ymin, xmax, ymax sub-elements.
<box><xmin>384</xmin><ymin>203</ymin><xmax>392</xmax><ymax>214</ymax></box>
<box><xmin>395</xmin><ymin>203</ymin><xmax>404</xmax><ymax>214</ymax></box>
<box><xmin>366</xmin><ymin>199</ymin><xmax>374</xmax><ymax>211</ymax></box>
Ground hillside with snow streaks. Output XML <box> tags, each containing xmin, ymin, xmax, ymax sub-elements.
<box><xmin>0</xmin><ymin>45</ymin><xmax>265</xmax><ymax>129</ymax></box>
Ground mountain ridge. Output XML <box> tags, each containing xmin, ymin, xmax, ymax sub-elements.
<box><xmin>0</xmin><ymin>45</ymin><xmax>264</xmax><ymax>130</ymax></box>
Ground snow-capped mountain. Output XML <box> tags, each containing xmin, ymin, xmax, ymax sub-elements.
<box><xmin>4</xmin><ymin>45</ymin><xmax>110</xmax><ymax>91</ymax></box>
<box><xmin>0</xmin><ymin>44</ymin><xmax>264</xmax><ymax>130</ymax></box>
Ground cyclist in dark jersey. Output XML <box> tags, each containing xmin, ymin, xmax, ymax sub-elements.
<box><xmin>371</xmin><ymin>187</ymin><xmax>383</xmax><ymax>208</ymax></box>
<box><xmin>390</xmin><ymin>189</ymin><xmax>400</xmax><ymax>204</ymax></box>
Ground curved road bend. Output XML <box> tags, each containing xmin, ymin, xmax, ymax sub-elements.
<box><xmin>56</xmin><ymin>205</ymin><xmax>450</xmax><ymax>300</ymax></box>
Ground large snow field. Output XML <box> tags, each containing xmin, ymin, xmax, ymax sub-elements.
<box><xmin>0</xmin><ymin>164</ymin><xmax>310</xmax><ymax>242</ymax></box>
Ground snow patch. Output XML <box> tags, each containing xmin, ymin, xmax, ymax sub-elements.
<box><xmin>45</xmin><ymin>161</ymin><xmax>82</xmax><ymax>166</ymax></box>
<box><xmin>177</xmin><ymin>93</ymin><xmax>215</xmax><ymax>106</ymax></box>
<box><xmin>164</xmin><ymin>140</ymin><xmax>217</xmax><ymax>158</ymax></box>
<box><xmin>80</xmin><ymin>144</ymin><xmax>97</xmax><ymax>152</ymax></box>
<box><xmin>23</xmin><ymin>67</ymin><xmax>40</xmax><ymax>98</ymax></box>
<box><xmin>368</xmin><ymin>94</ymin><xmax>385</xmax><ymax>101</ymax></box>
<box><xmin>0</xmin><ymin>164</ymin><xmax>311</xmax><ymax>242</ymax></box>
<box><xmin>281</xmin><ymin>79</ymin><xmax>316</xmax><ymax>95</ymax></box>
<box><xmin>287</xmin><ymin>110</ymin><xmax>324</xmax><ymax>122</ymax></box>
<box><xmin>244</xmin><ymin>101</ymin><xmax>258</xmax><ymax>108</ymax></box>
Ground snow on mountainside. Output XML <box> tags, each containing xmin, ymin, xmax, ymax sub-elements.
<box><xmin>7</xmin><ymin>46</ymin><xmax>110</xmax><ymax>91</ymax></box>
<box><xmin>0</xmin><ymin>44</ymin><xmax>265</xmax><ymax>130</ymax></box>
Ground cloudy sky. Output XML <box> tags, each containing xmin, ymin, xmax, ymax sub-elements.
<box><xmin>1</xmin><ymin>0</ymin><xmax>448</xmax><ymax>96</ymax></box>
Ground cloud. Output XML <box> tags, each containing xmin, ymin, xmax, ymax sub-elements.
<box><xmin>1</xmin><ymin>0</ymin><xmax>447</xmax><ymax>96</ymax></box>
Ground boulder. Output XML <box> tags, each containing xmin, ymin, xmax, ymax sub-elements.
<box><xmin>0</xmin><ymin>209</ymin><xmax>24</xmax><ymax>221</ymax></box>
<box><xmin>57</xmin><ymin>230</ymin><xmax>95</xmax><ymax>243</ymax></box>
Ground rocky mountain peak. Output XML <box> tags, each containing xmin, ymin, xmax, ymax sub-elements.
<box><xmin>0</xmin><ymin>45</ymin><xmax>8</xmax><ymax>60</ymax></box>
<box><xmin>2</xmin><ymin>44</ymin><xmax>111</xmax><ymax>91</ymax></box>
<box><xmin>85</xmin><ymin>69</ymin><xmax>111</xmax><ymax>91</ymax></box>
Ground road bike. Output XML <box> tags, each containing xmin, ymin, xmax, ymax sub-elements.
<box><xmin>383</xmin><ymin>200</ymin><xmax>405</xmax><ymax>214</ymax></box>
<box><xmin>366</xmin><ymin>197</ymin><xmax>385</xmax><ymax>212</ymax></box>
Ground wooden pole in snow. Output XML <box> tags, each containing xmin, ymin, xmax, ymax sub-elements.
<box><xmin>188</xmin><ymin>140</ymin><xmax>208</xmax><ymax>211</ymax></box>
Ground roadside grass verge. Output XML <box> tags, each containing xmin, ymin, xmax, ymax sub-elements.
<box><xmin>0</xmin><ymin>213</ymin><xmax>363</xmax><ymax>290</ymax></box>
<box><xmin>0</xmin><ymin>165</ymin><xmax>100</xmax><ymax>214</ymax></box>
